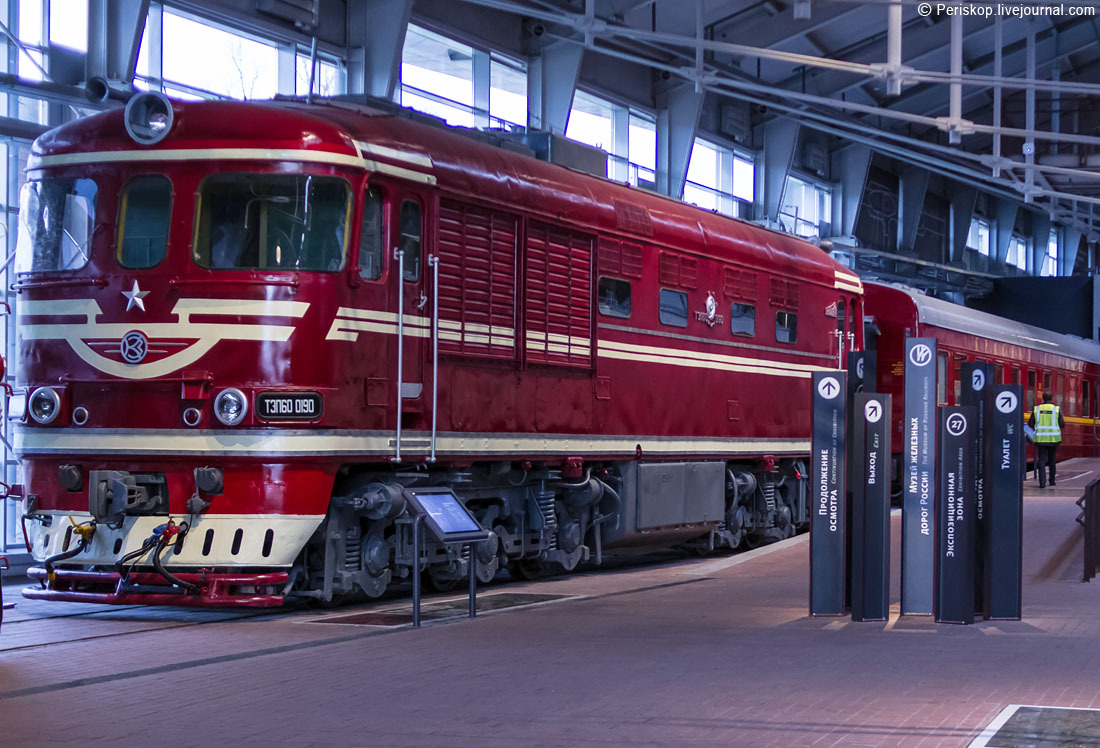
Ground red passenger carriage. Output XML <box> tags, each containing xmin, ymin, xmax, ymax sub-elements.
<box><xmin>865</xmin><ymin>281</ymin><xmax>1100</xmax><ymax>480</ymax></box>
<box><xmin>12</xmin><ymin>93</ymin><xmax>862</xmax><ymax>606</ymax></box>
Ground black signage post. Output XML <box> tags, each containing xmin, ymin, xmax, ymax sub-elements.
<box><xmin>987</xmin><ymin>385</ymin><xmax>1024</xmax><ymax>620</ymax></box>
<box><xmin>902</xmin><ymin>338</ymin><xmax>937</xmax><ymax>616</ymax></box>
<box><xmin>961</xmin><ymin>362</ymin><xmax>994</xmax><ymax>615</ymax></box>
<box><xmin>845</xmin><ymin>352</ymin><xmax>869</xmax><ymax>610</ymax></box>
<box><xmin>851</xmin><ymin>392</ymin><xmax>891</xmax><ymax>622</ymax></box>
<box><xmin>936</xmin><ymin>406</ymin><xmax>977</xmax><ymax>624</ymax></box>
<box><xmin>810</xmin><ymin>371</ymin><xmax>848</xmax><ymax>616</ymax></box>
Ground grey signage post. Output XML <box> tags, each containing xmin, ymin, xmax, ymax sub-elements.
<box><xmin>936</xmin><ymin>406</ymin><xmax>977</xmax><ymax>625</ymax></box>
<box><xmin>851</xmin><ymin>392</ymin><xmax>891</xmax><ymax>622</ymax></box>
<box><xmin>961</xmin><ymin>362</ymin><xmax>994</xmax><ymax>615</ymax></box>
<box><xmin>902</xmin><ymin>338</ymin><xmax>937</xmax><ymax>616</ymax></box>
<box><xmin>810</xmin><ymin>371</ymin><xmax>848</xmax><ymax>616</ymax></box>
<box><xmin>845</xmin><ymin>352</ymin><xmax>869</xmax><ymax>610</ymax></box>
<box><xmin>987</xmin><ymin>385</ymin><xmax>1024</xmax><ymax>620</ymax></box>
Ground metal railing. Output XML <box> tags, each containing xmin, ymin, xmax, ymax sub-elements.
<box><xmin>1077</xmin><ymin>477</ymin><xmax>1100</xmax><ymax>582</ymax></box>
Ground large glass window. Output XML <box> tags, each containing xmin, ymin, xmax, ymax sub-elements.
<box><xmin>685</xmin><ymin>138</ymin><xmax>754</xmax><ymax>218</ymax></box>
<box><xmin>401</xmin><ymin>25</ymin><xmax>475</xmax><ymax>127</ymax></box>
<box><xmin>193</xmin><ymin>174</ymin><xmax>350</xmax><ymax>272</ymax></box>
<box><xmin>358</xmin><ymin>188</ymin><xmax>383</xmax><ymax>280</ymax></box>
<box><xmin>16</xmin><ymin>178</ymin><xmax>97</xmax><ymax>273</ymax></box>
<box><xmin>779</xmin><ymin>176</ymin><xmax>831</xmax><ymax>239</ymax></box>
<box><xmin>658</xmin><ymin>289</ymin><xmax>688</xmax><ymax>327</ymax></box>
<box><xmin>967</xmin><ymin>217</ymin><xmax>990</xmax><ymax>255</ymax></box>
<box><xmin>117</xmin><ymin>175</ymin><xmax>172</xmax><ymax>268</ymax></box>
<box><xmin>490</xmin><ymin>57</ymin><xmax>527</xmax><ymax>128</ymax></box>
<box><xmin>628</xmin><ymin>114</ymin><xmax>656</xmax><ymax>186</ymax></box>
<box><xmin>1041</xmin><ymin>228</ymin><xmax>1058</xmax><ymax>277</ymax></box>
<box><xmin>1007</xmin><ymin>234</ymin><xmax>1028</xmax><ymax>270</ymax></box>
<box><xmin>162</xmin><ymin>11</ymin><xmax>279</xmax><ymax>99</ymax></box>
<box><xmin>598</xmin><ymin>277</ymin><xmax>632</xmax><ymax>318</ymax></box>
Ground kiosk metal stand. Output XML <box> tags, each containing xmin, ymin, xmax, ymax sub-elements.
<box><xmin>403</xmin><ymin>488</ymin><xmax>490</xmax><ymax>629</ymax></box>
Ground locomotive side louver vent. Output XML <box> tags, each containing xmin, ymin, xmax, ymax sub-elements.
<box><xmin>723</xmin><ymin>268</ymin><xmax>758</xmax><ymax>301</ymax></box>
<box><xmin>525</xmin><ymin>223</ymin><xmax>592</xmax><ymax>368</ymax></box>
<box><xmin>600</xmin><ymin>239</ymin><xmax>644</xmax><ymax>279</ymax></box>
<box><xmin>658</xmin><ymin>252</ymin><xmax>698</xmax><ymax>290</ymax></box>
<box><xmin>769</xmin><ymin>278</ymin><xmax>799</xmax><ymax>309</ymax></box>
<box><xmin>437</xmin><ymin>201</ymin><xmax>518</xmax><ymax>359</ymax></box>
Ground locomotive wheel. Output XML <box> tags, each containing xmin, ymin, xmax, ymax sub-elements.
<box><xmin>423</xmin><ymin>568</ymin><xmax>464</xmax><ymax>593</ymax></box>
<box><xmin>508</xmin><ymin>560</ymin><xmax>549</xmax><ymax>580</ymax></box>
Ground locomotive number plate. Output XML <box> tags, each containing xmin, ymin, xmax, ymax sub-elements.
<box><xmin>256</xmin><ymin>391</ymin><xmax>323</xmax><ymax>421</ymax></box>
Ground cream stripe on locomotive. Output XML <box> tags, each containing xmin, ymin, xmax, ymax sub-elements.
<box><xmin>20</xmin><ymin>298</ymin><xmax>309</xmax><ymax>381</ymax></box>
<box><xmin>326</xmin><ymin>307</ymin><xmax>516</xmax><ymax>347</ymax></box>
<box><xmin>26</xmin><ymin>511</ymin><xmax>323</xmax><ymax>568</ymax></box>
<box><xmin>833</xmin><ymin>269</ymin><xmax>863</xmax><ymax>294</ymax></box>
<box><xmin>14</xmin><ymin>427</ymin><xmax>810</xmax><ymax>458</ymax></box>
<box><xmin>598</xmin><ymin>338</ymin><xmax>829</xmax><ymax>377</ymax></box>
<box><xmin>27</xmin><ymin>147</ymin><xmax>437</xmax><ymax>186</ymax></box>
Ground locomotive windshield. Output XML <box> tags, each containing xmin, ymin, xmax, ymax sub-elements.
<box><xmin>193</xmin><ymin>173</ymin><xmax>351</xmax><ymax>272</ymax></box>
<box><xmin>15</xmin><ymin>178</ymin><xmax>97</xmax><ymax>274</ymax></box>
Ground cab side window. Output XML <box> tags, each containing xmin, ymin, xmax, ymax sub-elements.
<box><xmin>400</xmin><ymin>200</ymin><xmax>421</xmax><ymax>282</ymax></box>
<box><xmin>358</xmin><ymin>188</ymin><xmax>383</xmax><ymax>280</ymax></box>
<box><xmin>117</xmin><ymin>175</ymin><xmax>171</xmax><ymax>268</ymax></box>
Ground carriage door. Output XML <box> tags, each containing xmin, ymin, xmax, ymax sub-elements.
<box><xmin>391</xmin><ymin>195</ymin><xmax>429</xmax><ymax>459</ymax></box>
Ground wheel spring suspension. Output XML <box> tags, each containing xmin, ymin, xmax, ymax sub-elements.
<box><xmin>345</xmin><ymin>525</ymin><xmax>363</xmax><ymax>572</ymax></box>
<box><xmin>762</xmin><ymin>481</ymin><xmax>777</xmax><ymax>513</ymax></box>
<box><xmin>535</xmin><ymin>485</ymin><xmax>558</xmax><ymax>550</ymax></box>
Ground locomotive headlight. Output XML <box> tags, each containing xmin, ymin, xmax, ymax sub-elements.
<box><xmin>213</xmin><ymin>388</ymin><xmax>248</xmax><ymax>426</ymax></box>
<box><xmin>124</xmin><ymin>92</ymin><xmax>174</xmax><ymax>146</ymax></box>
<box><xmin>28</xmin><ymin>387</ymin><xmax>60</xmax><ymax>425</ymax></box>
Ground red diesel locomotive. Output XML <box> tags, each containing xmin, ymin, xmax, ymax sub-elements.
<box><xmin>865</xmin><ymin>281</ymin><xmax>1100</xmax><ymax>473</ymax></box>
<box><xmin>11</xmin><ymin>93</ymin><xmax>863</xmax><ymax>606</ymax></box>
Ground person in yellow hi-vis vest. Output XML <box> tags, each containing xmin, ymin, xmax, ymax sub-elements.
<box><xmin>1028</xmin><ymin>391</ymin><xmax>1065</xmax><ymax>488</ymax></box>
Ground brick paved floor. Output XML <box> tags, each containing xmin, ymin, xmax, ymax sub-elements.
<box><xmin>0</xmin><ymin>459</ymin><xmax>1097</xmax><ymax>748</ymax></box>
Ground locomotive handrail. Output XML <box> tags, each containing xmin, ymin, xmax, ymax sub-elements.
<box><xmin>428</xmin><ymin>253</ymin><xmax>439</xmax><ymax>463</ymax></box>
<box><xmin>169</xmin><ymin>277</ymin><xmax>300</xmax><ymax>289</ymax></box>
<box><xmin>393</xmin><ymin>247</ymin><xmax>405</xmax><ymax>464</ymax></box>
<box><xmin>11</xmin><ymin>276</ymin><xmax>108</xmax><ymax>291</ymax></box>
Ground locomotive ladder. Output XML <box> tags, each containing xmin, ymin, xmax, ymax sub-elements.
<box><xmin>392</xmin><ymin>248</ymin><xmax>440</xmax><ymax>464</ymax></box>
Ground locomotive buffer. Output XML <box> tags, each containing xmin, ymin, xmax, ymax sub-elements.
<box><xmin>402</xmin><ymin>488</ymin><xmax>491</xmax><ymax>627</ymax></box>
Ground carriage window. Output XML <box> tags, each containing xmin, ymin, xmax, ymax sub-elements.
<box><xmin>1070</xmin><ymin>376</ymin><xmax>1078</xmax><ymax>416</ymax></box>
<box><xmin>400</xmin><ymin>200</ymin><xmax>421</xmax><ymax>281</ymax></box>
<box><xmin>598</xmin><ymin>277</ymin><xmax>631</xmax><ymax>318</ymax></box>
<box><xmin>15</xmin><ymin>178</ymin><xmax>97</xmax><ymax>273</ymax></box>
<box><xmin>1083</xmin><ymin>379</ymin><xmax>1091</xmax><ymax>419</ymax></box>
<box><xmin>1011</xmin><ymin>365</ymin><xmax>1021</xmax><ymax>385</ymax></box>
<box><xmin>193</xmin><ymin>173</ymin><xmax>350</xmax><ymax>272</ymax></box>
<box><xmin>954</xmin><ymin>354</ymin><xmax>966</xmax><ymax>404</ymax></box>
<box><xmin>731</xmin><ymin>303</ymin><xmax>755</xmax><ymax>337</ymax></box>
<box><xmin>775</xmin><ymin>311</ymin><xmax>797</xmax><ymax>344</ymax></box>
<box><xmin>358</xmin><ymin>188</ymin><xmax>383</xmax><ymax>280</ymax></box>
<box><xmin>658</xmin><ymin>289</ymin><xmax>688</xmax><ymax>327</ymax></box>
<box><xmin>1027</xmin><ymin>370</ymin><xmax>1036</xmax><ymax>412</ymax></box>
<box><xmin>937</xmin><ymin>353</ymin><xmax>948</xmax><ymax>404</ymax></box>
<box><xmin>117</xmin><ymin>175</ymin><xmax>171</xmax><ymax>268</ymax></box>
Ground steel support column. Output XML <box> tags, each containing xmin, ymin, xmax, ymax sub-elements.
<box><xmin>833</xmin><ymin>145</ymin><xmax>872</xmax><ymax>239</ymax></box>
<box><xmin>994</xmin><ymin>198</ymin><xmax>1018</xmax><ymax>264</ymax></box>
<box><xmin>1031</xmin><ymin>212</ymin><xmax>1051</xmax><ymax>275</ymax></box>
<box><xmin>527</xmin><ymin>38</ymin><xmax>583</xmax><ymax>133</ymax></box>
<box><xmin>1064</xmin><ymin>227</ymin><xmax>1082</xmax><ymax>275</ymax></box>
<box><xmin>949</xmin><ymin>186</ymin><xmax>978</xmax><ymax>264</ymax></box>
<box><xmin>346</xmin><ymin>0</ymin><xmax>413</xmax><ymax>99</ymax></box>
<box><xmin>473</xmin><ymin>49</ymin><xmax>490</xmax><ymax>128</ymax></box>
<box><xmin>760</xmin><ymin>117</ymin><xmax>799</xmax><ymax>224</ymax></box>
<box><xmin>656</xmin><ymin>81</ymin><xmax>703</xmax><ymax>199</ymax></box>
<box><xmin>86</xmin><ymin>0</ymin><xmax>150</xmax><ymax>83</ymax></box>
<box><xmin>898</xmin><ymin>167</ymin><xmax>929</xmax><ymax>254</ymax></box>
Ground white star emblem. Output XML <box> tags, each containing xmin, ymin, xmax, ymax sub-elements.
<box><xmin>122</xmin><ymin>279</ymin><xmax>150</xmax><ymax>312</ymax></box>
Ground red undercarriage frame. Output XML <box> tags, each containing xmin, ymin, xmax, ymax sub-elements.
<box><xmin>24</xmin><ymin>567</ymin><xmax>289</xmax><ymax>607</ymax></box>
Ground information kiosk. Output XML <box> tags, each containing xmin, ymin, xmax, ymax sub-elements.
<box><xmin>402</xmin><ymin>488</ymin><xmax>491</xmax><ymax>628</ymax></box>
